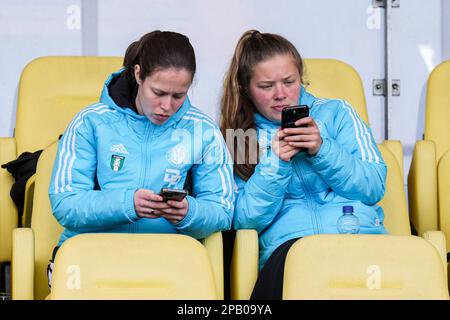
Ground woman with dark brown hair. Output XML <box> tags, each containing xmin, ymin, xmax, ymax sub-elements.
<box><xmin>47</xmin><ymin>31</ymin><xmax>234</xmax><ymax>287</ymax></box>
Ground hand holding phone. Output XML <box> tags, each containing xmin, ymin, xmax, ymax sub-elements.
<box><xmin>281</xmin><ymin>105</ymin><xmax>309</xmax><ymax>128</ymax></box>
<box><xmin>159</xmin><ymin>188</ymin><xmax>188</xmax><ymax>202</ymax></box>
<box><xmin>158</xmin><ymin>188</ymin><xmax>189</xmax><ymax>223</ymax></box>
<box><xmin>281</xmin><ymin>105</ymin><xmax>322</xmax><ymax>156</ymax></box>
<box><xmin>134</xmin><ymin>188</ymin><xmax>189</xmax><ymax>223</ymax></box>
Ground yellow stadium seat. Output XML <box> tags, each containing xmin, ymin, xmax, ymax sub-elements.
<box><xmin>231</xmin><ymin>145</ymin><xmax>448</xmax><ymax>299</ymax></box>
<box><xmin>305</xmin><ymin>59</ymin><xmax>404</xmax><ymax>174</ymax></box>
<box><xmin>50</xmin><ymin>233</ymin><xmax>218</xmax><ymax>300</ymax></box>
<box><xmin>1</xmin><ymin>56</ymin><xmax>123</xmax><ymax>266</ymax></box>
<box><xmin>0</xmin><ymin>138</ymin><xmax>17</xmax><ymax>264</ymax></box>
<box><xmin>12</xmin><ymin>141</ymin><xmax>224</xmax><ymax>300</ymax></box>
<box><xmin>408</xmin><ymin>60</ymin><xmax>450</xmax><ymax>248</ymax></box>
<box><xmin>283</xmin><ymin>235</ymin><xmax>449</xmax><ymax>300</ymax></box>
<box><xmin>305</xmin><ymin>59</ymin><xmax>368</xmax><ymax>124</ymax></box>
<box><xmin>12</xmin><ymin>141</ymin><xmax>64</xmax><ymax>300</ymax></box>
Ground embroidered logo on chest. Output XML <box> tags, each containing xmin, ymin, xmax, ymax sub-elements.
<box><xmin>110</xmin><ymin>155</ymin><xmax>125</xmax><ymax>172</ymax></box>
<box><xmin>110</xmin><ymin>143</ymin><xmax>129</xmax><ymax>155</ymax></box>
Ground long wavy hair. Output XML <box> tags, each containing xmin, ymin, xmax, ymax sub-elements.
<box><xmin>220</xmin><ymin>30</ymin><xmax>307</xmax><ymax>181</ymax></box>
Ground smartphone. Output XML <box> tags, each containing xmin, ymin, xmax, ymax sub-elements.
<box><xmin>159</xmin><ymin>188</ymin><xmax>188</xmax><ymax>201</ymax></box>
<box><xmin>281</xmin><ymin>105</ymin><xmax>309</xmax><ymax>128</ymax></box>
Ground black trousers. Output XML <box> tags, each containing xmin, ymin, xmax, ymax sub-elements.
<box><xmin>250</xmin><ymin>237</ymin><xmax>300</xmax><ymax>300</ymax></box>
<box><xmin>222</xmin><ymin>229</ymin><xmax>236</xmax><ymax>300</ymax></box>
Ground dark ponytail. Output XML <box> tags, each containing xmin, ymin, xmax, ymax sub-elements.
<box><xmin>123</xmin><ymin>30</ymin><xmax>196</xmax><ymax>82</ymax></box>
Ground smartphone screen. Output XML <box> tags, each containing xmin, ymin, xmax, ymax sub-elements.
<box><xmin>281</xmin><ymin>105</ymin><xmax>309</xmax><ymax>128</ymax></box>
<box><xmin>159</xmin><ymin>188</ymin><xmax>188</xmax><ymax>201</ymax></box>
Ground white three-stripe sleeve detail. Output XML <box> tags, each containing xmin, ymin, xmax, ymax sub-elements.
<box><xmin>182</xmin><ymin>114</ymin><xmax>233</xmax><ymax>210</ymax></box>
<box><xmin>341</xmin><ymin>102</ymin><xmax>367</xmax><ymax>162</ymax></box>
<box><xmin>54</xmin><ymin>105</ymin><xmax>114</xmax><ymax>193</ymax></box>
<box><xmin>346</xmin><ymin>102</ymin><xmax>373</xmax><ymax>162</ymax></box>
<box><xmin>343</xmin><ymin>101</ymin><xmax>379</xmax><ymax>163</ymax></box>
<box><xmin>213</xmin><ymin>130</ymin><xmax>234</xmax><ymax>210</ymax></box>
<box><xmin>54</xmin><ymin>104</ymin><xmax>105</xmax><ymax>194</ymax></box>
<box><xmin>356</xmin><ymin>110</ymin><xmax>380</xmax><ymax>163</ymax></box>
<box><xmin>186</xmin><ymin>115</ymin><xmax>232</xmax><ymax>210</ymax></box>
<box><xmin>66</xmin><ymin>109</ymin><xmax>115</xmax><ymax>192</ymax></box>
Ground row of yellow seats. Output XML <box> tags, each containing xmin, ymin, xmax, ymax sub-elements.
<box><xmin>2</xmin><ymin>56</ymin><xmax>450</xmax><ymax>299</ymax></box>
<box><xmin>11</xmin><ymin>133</ymin><xmax>448</xmax><ymax>299</ymax></box>
<box><xmin>17</xmin><ymin>234</ymin><xmax>450</xmax><ymax>300</ymax></box>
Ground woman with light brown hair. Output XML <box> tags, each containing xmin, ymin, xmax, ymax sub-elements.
<box><xmin>220</xmin><ymin>30</ymin><xmax>387</xmax><ymax>299</ymax></box>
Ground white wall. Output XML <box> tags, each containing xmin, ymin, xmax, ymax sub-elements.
<box><xmin>443</xmin><ymin>0</ymin><xmax>450</xmax><ymax>61</ymax></box>
<box><xmin>95</xmin><ymin>0</ymin><xmax>386</xmax><ymax>137</ymax></box>
<box><xmin>390</xmin><ymin>0</ymin><xmax>442</xmax><ymax>180</ymax></box>
<box><xmin>0</xmin><ymin>0</ymin><xmax>82</xmax><ymax>137</ymax></box>
<box><xmin>0</xmin><ymin>0</ymin><xmax>446</xmax><ymax>184</ymax></box>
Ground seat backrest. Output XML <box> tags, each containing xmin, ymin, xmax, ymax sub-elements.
<box><xmin>50</xmin><ymin>233</ymin><xmax>218</xmax><ymax>299</ymax></box>
<box><xmin>303</xmin><ymin>60</ymin><xmax>409</xmax><ymax>233</ymax></box>
<box><xmin>376</xmin><ymin>144</ymin><xmax>411</xmax><ymax>235</ymax></box>
<box><xmin>425</xmin><ymin>60</ymin><xmax>450</xmax><ymax>162</ymax></box>
<box><xmin>283</xmin><ymin>234</ymin><xmax>449</xmax><ymax>300</ymax></box>
<box><xmin>30</xmin><ymin>141</ymin><xmax>64</xmax><ymax>300</ymax></box>
<box><xmin>304</xmin><ymin>59</ymin><xmax>369</xmax><ymax>124</ymax></box>
<box><xmin>15</xmin><ymin>56</ymin><xmax>123</xmax><ymax>155</ymax></box>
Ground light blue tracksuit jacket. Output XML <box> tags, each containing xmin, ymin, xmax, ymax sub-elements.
<box><xmin>234</xmin><ymin>87</ymin><xmax>387</xmax><ymax>269</ymax></box>
<box><xmin>49</xmin><ymin>70</ymin><xmax>234</xmax><ymax>246</ymax></box>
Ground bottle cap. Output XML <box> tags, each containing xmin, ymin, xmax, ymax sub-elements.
<box><xmin>343</xmin><ymin>206</ymin><xmax>354</xmax><ymax>213</ymax></box>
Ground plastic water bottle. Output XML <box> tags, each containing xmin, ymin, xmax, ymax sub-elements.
<box><xmin>337</xmin><ymin>205</ymin><xmax>360</xmax><ymax>234</ymax></box>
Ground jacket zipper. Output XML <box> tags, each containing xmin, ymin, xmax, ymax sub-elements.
<box><xmin>293</xmin><ymin>159</ymin><xmax>321</xmax><ymax>234</ymax></box>
<box><xmin>140</xmin><ymin>123</ymin><xmax>154</xmax><ymax>187</ymax></box>
<box><xmin>136</xmin><ymin>122</ymin><xmax>154</xmax><ymax>234</ymax></box>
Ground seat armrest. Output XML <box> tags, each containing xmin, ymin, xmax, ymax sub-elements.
<box><xmin>202</xmin><ymin>231</ymin><xmax>224</xmax><ymax>299</ymax></box>
<box><xmin>231</xmin><ymin>229</ymin><xmax>259</xmax><ymax>300</ymax></box>
<box><xmin>423</xmin><ymin>230</ymin><xmax>448</xmax><ymax>281</ymax></box>
<box><xmin>12</xmin><ymin>228</ymin><xmax>35</xmax><ymax>300</ymax></box>
<box><xmin>0</xmin><ymin>137</ymin><xmax>18</xmax><ymax>263</ymax></box>
<box><xmin>381</xmin><ymin>140</ymin><xmax>404</xmax><ymax>176</ymax></box>
<box><xmin>408</xmin><ymin>140</ymin><xmax>438</xmax><ymax>234</ymax></box>
<box><xmin>437</xmin><ymin>150</ymin><xmax>450</xmax><ymax>251</ymax></box>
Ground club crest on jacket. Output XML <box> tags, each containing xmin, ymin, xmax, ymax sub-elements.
<box><xmin>110</xmin><ymin>155</ymin><xmax>125</xmax><ymax>171</ymax></box>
